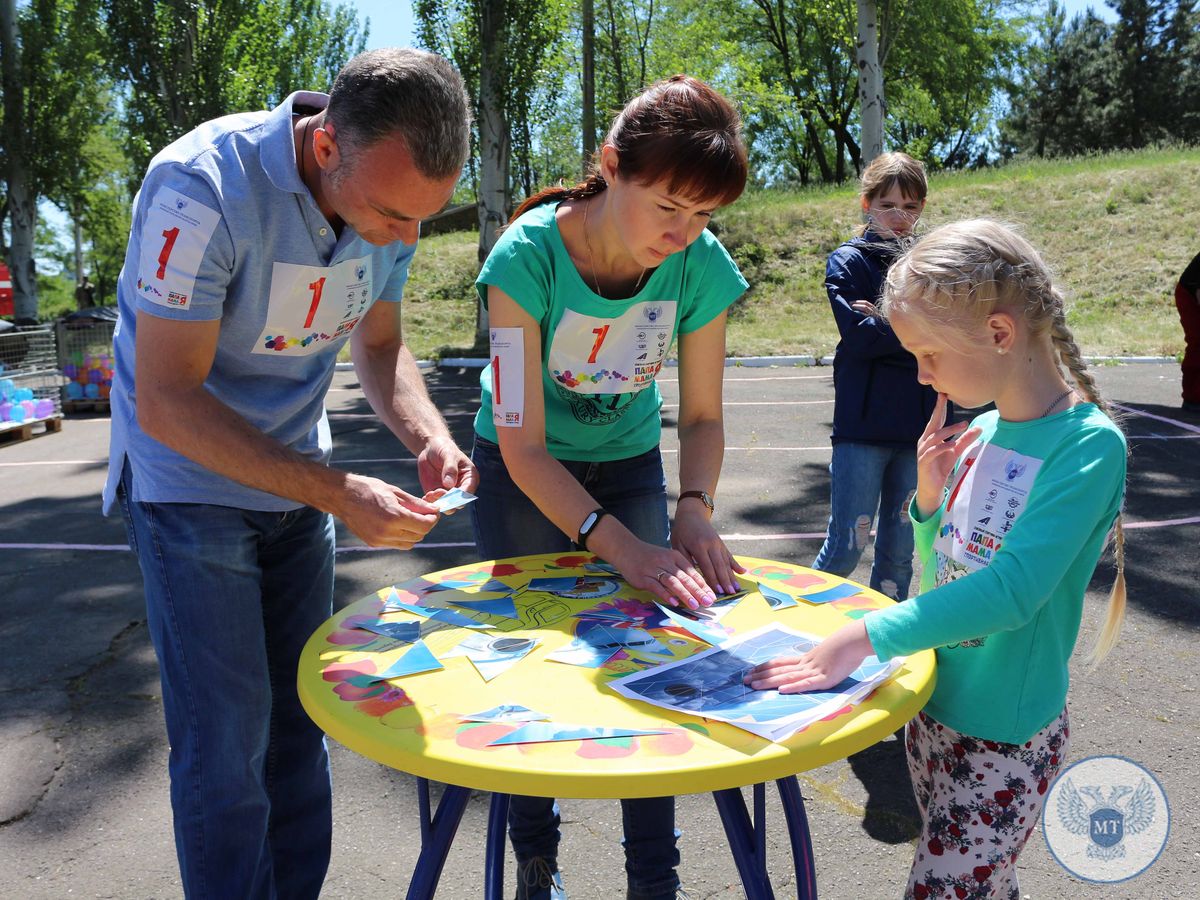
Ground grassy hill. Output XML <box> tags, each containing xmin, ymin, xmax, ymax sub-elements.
<box><xmin>399</xmin><ymin>147</ymin><xmax>1198</xmax><ymax>360</ymax></box>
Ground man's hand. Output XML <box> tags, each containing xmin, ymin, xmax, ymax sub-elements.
<box><xmin>335</xmin><ymin>473</ymin><xmax>440</xmax><ymax>549</ymax></box>
<box><xmin>416</xmin><ymin>436</ymin><xmax>478</xmax><ymax>495</ymax></box>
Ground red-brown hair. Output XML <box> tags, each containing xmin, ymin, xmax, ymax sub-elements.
<box><xmin>512</xmin><ymin>75</ymin><xmax>748</xmax><ymax>220</ymax></box>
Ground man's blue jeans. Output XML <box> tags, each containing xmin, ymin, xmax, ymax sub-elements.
<box><xmin>117</xmin><ymin>462</ymin><xmax>334</xmax><ymax>899</ymax></box>
<box><xmin>811</xmin><ymin>441</ymin><xmax>917</xmax><ymax>601</ymax></box>
<box><xmin>470</xmin><ymin>437</ymin><xmax>681</xmax><ymax>899</ymax></box>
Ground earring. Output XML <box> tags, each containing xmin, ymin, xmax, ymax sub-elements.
<box><xmin>996</xmin><ymin>347</ymin><xmax>1005</xmax><ymax>355</ymax></box>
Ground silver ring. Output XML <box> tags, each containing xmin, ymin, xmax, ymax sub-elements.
<box><xmin>655</xmin><ymin>570</ymin><xmax>671</xmax><ymax>584</ymax></box>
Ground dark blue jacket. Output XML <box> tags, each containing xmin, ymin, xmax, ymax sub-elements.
<box><xmin>826</xmin><ymin>232</ymin><xmax>941</xmax><ymax>445</ymax></box>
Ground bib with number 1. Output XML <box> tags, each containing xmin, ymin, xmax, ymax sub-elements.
<box><xmin>547</xmin><ymin>302</ymin><xmax>677</xmax><ymax>394</ymax></box>
<box><xmin>254</xmin><ymin>257</ymin><xmax>374</xmax><ymax>355</ymax></box>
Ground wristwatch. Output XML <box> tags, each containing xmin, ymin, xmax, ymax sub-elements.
<box><xmin>577</xmin><ymin>508</ymin><xmax>609</xmax><ymax>551</ymax></box>
<box><xmin>679</xmin><ymin>490</ymin><xmax>715</xmax><ymax>516</ymax></box>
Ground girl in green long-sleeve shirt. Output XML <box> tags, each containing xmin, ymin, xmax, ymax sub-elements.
<box><xmin>749</xmin><ymin>219</ymin><xmax>1127</xmax><ymax>899</ymax></box>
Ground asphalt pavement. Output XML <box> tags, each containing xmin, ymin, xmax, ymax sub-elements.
<box><xmin>1</xmin><ymin>361</ymin><xmax>1196</xmax><ymax>899</ymax></box>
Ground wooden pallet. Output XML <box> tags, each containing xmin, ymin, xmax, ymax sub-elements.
<box><xmin>0</xmin><ymin>415</ymin><xmax>64</xmax><ymax>446</ymax></box>
<box><xmin>62</xmin><ymin>398</ymin><xmax>111</xmax><ymax>414</ymax></box>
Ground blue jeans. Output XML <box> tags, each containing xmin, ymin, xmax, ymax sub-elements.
<box><xmin>470</xmin><ymin>437</ymin><xmax>681</xmax><ymax>899</ymax></box>
<box><xmin>117</xmin><ymin>462</ymin><xmax>334</xmax><ymax>899</ymax></box>
<box><xmin>811</xmin><ymin>441</ymin><xmax>916</xmax><ymax>601</ymax></box>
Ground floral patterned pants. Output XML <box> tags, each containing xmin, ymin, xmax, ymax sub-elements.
<box><xmin>903</xmin><ymin>707</ymin><xmax>1069</xmax><ymax>900</ymax></box>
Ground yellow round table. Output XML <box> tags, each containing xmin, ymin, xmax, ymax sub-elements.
<box><xmin>298</xmin><ymin>554</ymin><xmax>935</xmax><ymax>899</ymax></box>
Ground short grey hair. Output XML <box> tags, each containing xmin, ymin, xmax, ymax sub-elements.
<box><xmin>326</xmin><ymin>48</ymin><xmax>471</xmax><ymax>180</ymax></box>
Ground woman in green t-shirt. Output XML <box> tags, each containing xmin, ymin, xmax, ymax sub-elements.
<box><xmin>470</xmin><ymin>76</ymin><xmax>749</xmax><ymax>900</ymax></box>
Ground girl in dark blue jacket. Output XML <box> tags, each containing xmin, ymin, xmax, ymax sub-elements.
<box><xmin>811</xmin><ymin>152</ymin><xmax>940</xmax><ymax>600</ymax></box>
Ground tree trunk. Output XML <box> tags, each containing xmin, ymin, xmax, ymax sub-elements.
<box><xmin>73</xmin><ymin>205</ymin><xmax>85</xmax><ymax>286</ymax></box>
<box><xmin>476</xmin><ymin>0</ymin><xmax>510</xmax><ymax>342</ymax></box>
<box><xmin>582</xmin><ymin>0</ymin><xmax>595</xmax><ymax>174</ymax></box>
<box><xmin>856</xmin><ymin>0</ymin><xmax>884</xmax><ymax>169</ymax></box>
<box><xmin>0</xmin><ymin>0</ymin><xmax>38</xmax><ymax>322</ymax></box>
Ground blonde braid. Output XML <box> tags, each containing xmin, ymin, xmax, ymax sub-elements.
<box><xmin>1048</xmin><ymin>306</ymin><xmax>1126</xmax><ymax>666</ymax></box>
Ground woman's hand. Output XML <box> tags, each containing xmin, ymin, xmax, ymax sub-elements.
<box><xmin>850</xmin><ymin>299</ymin><xmax>879</xmax><ymax>317</ymax></box>
<box><xmin>610</xmin><ymin>532</ymin><xmax>719</xmax><ymax>610</ymax></box>
<box><xmin>671</xmin><ymin>503</ymin><xmax>745</xmax><ymax>595</ymax></box>
<box><xmin>914</xmin><ymin>393</ymin><xmax>981</xmax><ymax>518</ymax></box>
<box><xmin>744</xmin><ymin>620</ymin><xmax>874</xmax><ymax>694</ymax></box>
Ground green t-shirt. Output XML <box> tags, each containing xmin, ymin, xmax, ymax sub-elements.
<box><xmin>864</xmin><ymin>404</ymin><xmax>1126</xmax><ymax>744</ymax></box>
<box><xmin>473</xmin><ymin>201</ymin><xmax>748</xmax><ymax>460</ymax></box>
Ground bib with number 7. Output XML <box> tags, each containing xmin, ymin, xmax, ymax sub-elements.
<box><xmin>547</xmin><ymin>302</ymin><xmax>677</xmax><ymax>395</ymax></box>
<box><xmin>254</xmin><ymin>257</ymin><xmax>374</xmax><ymax>355</ymax></box>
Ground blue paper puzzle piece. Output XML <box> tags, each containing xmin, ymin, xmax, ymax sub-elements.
<box><xmin>366</xmin><ymin>640</ymin><xmax>442</xmax><ymax>681</ymax></box>
<box><xmin>758</xmin><ymin>583</ymin><xmax>799</xmax><ymax>610</ymax></box>
<box><xmin>355</xmin><ymin>619</ymin><xmax>421</xmax><ymax>642</ymax></box>
<box><xmin>448</xmin><ymin>595</ymin><xmax>520</xmax><ymax>619</ymax></box>
<box><xmin>386</xmin><ymin>598</ymin><xmax>495</xmax><ymax>629</ymax></box>
<box><xmin>487</xmin><ymin>722</ymin><xmax>668</xmax><ymax>746</ymax></box>
<box><xmin>798</xmin><ymin>583</ymin><xmax>863</xmax><ymax>604</ymax></box>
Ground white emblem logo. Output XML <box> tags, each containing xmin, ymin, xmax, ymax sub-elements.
<box><xmin>1043</xmin><ymin>756</ymin><xmax>1169</xmax><ymax>883</ymax></box>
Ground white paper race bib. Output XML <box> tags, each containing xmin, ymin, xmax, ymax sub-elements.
<box><xmin>254</xmin><ymin>257</ymin><xmax>373</xmax><ymax>356</ymax></box>
<box><xmin>135</xmin><ymin>187</ymin><xmax>222</xmax><ymax>310</ymax></box>
<box><xmin>547</xmin><ymin>302</ymin><xmax>677</xmax><ymax>395</ymax></box>
<box><xmin>933</xmin><ymin>442</ymin><xmax>1044</xmax><ymax>584</ymax></box>
<box><xmin>489</xmin><ymin>327</ymin><xmax>525</xmax><ymax>428</ymax></box>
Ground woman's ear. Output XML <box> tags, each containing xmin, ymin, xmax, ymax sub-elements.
<box><xmin>599</xmin><ymin>144</ymin><xmax>620</xmax><ymax>183</ymax></box>
<box><xmin>986</xmin><ymin>312</ymin><xmax>1017</xmax><ymax>354</ymax></box>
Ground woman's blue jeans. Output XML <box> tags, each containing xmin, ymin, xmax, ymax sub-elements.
<box><xmin>470</xmin><ymin>437</ymin><xmax>681</xmax><ymax>899</ymax></box>
<box><xmin>117</xmin><ymin>462</ymin><xmax>334</xmax><ymax>899</ymax></box>
<box><xmin>811</xmin><ymin>440</ymin><xmax>917</xmax><ymax>601</ymax></box>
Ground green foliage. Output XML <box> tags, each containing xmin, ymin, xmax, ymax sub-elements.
<box><xmin>1002</xmin><ymin>0</ymin><xmax>1200</xmax><ymax>158</ymax></box>
<box><xmin>104</xmin><ymin>0</ymin><xmax>367</xmax><ymax>175</ymax></box>
<box><xmin>397</xmin><ymin>148</ymin><xmax>1198</xmax><ymax>360</ymax></box>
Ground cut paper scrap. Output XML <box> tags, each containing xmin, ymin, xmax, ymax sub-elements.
<box><xmin>758</xmin><ymin>583</ymin><xmax>799</xmax><ymax>610</ymax></box>
<box><xmin>420</xmin><ymin>577</ymin><xmax>513</xmax><ymax>594</ymax></box>
<box><xmin>583</xmin><ymin>561</ymin><xmax>622</xmax><ymax>577</ymax></box>
<box><xmin>431</xmin><ymin>487</ymin><xmax>477</xmax><ymax>512</ymax></box>
<box><xmin>461</xmin><ymin>705</ymin><xmax>551</xmax><ymax>724</ymax></box>
<box><xmin>526</xmin><ymin>575</ymin><xmax>621</xmax><ymax>599</ymax></box>
<box><xmin>547</xmin><ymin>621</ymin><xmax>669</xmax><ymax>668</ymax></box>
<box><xmin>797</xmin><ymin>583</ymin><xmax>864</xmax><ymax>604</ymax></box>
<box><xmin>653</xmin><ymin>601</ymin><xmax>730</xmax><ymax>646</ymax></box>
<box><xmin>487</xmin><ymin>722</ymin><xmax>669</xmax><ymax>747</ymax></box>
<box><xmin>383</xmin><ymin>595</ymin><xmax>496</xmax><ymax>629</ymax></box>
<box><xmin>447</xmin><ymin>594</ymin><xmax>520</xmax><ymax>620</ymax></box>
<box><xmin>442</xmin><ymin>633</ymin><xmax>540</xmax><ymax>681</ymax></box>
<box><xmin>345</xmin><ymin>635</ymin><xmax>415</xmax><ymax>655</ymax></box>
<box><xmin>363</xmin><ymin>640</ymin><xmax>443</xmax><ymax>682</ymax></box>
<box><xmin>354</xmin><ymin>619</ymin><xmax>421</xmax><ymax>643</ymax></box>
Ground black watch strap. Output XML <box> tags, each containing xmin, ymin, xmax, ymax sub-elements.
<box><xmin>577</xmin><ymin>508</ymin><xmax>609</xmax><ymax>551</ymax></box>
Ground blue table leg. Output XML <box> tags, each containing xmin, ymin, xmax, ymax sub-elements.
<box><xmin>776</xmin><ymin>776</ymin><xmax>817</xmax><ymax>898</ymax></box>
<box><xmin>711</xmin><ymin>777</ymin><xmax>818</xmax><ymax>899</ymax></box>
<box><xmin>484</xmin><ymin>792</ymin><xmax>511</xmax><ymax>900</ymax></box>
<box><xmin>406</xmin><ymin>779</ymin><xmax>473</xmax><ymax>900</ymax></box>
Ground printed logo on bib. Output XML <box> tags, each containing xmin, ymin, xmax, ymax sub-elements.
<box><xmin>255</xmin><ymin>257</ymin><xmax>373</xmax><ymax>355</ymax></box>
<box><xmin>547</xmin><ymin>302</ymin><xmax>677</xmax><ymax>395</ymax></box>
<box><xmin>135</xmin><ymin>187</ymin><xmax>222</xmax><ymax>310</ymax></box>
<box><xmin>933</xmin><ymin>441</ymin><xmax>1044</xmax><ymax>588</ymax></box>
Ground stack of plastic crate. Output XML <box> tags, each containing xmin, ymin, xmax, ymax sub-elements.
<box><xmin>0</xmin><ymin>325</ymin><xmax>64</xmax><ymax>444</ymax></box>
<box><xmin>56</xmin><ymin>314</ymin><xmax>116</xmax><ymax>413</ymax></box>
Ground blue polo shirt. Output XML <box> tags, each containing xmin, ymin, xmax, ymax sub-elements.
<box><xmin>103</xmin><ymin>91</ymin><xmax>415</xmax><ymax>514</ymax></box>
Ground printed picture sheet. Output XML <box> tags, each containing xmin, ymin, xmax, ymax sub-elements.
<box><xmin>610</xmin><ymin>623</ymin><xmax>902</xmax><ymax>742</ymax></box>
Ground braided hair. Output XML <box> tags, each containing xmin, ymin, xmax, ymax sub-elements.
<box><xmin>881</xmin><ymin>219</ymin><xmax>1126</xmax><ymax>665</ymax></box>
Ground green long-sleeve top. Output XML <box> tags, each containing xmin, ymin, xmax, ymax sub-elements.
<box><xmin>864</xmin><ymin>404</ymin><xmax>1126</xmax><ymax>744</ymax></box>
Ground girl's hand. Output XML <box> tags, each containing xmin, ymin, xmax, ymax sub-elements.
<box><xmin>743</xmin><ymin>620</ymin><xmax>873</xmax><ymax>694</ymax></box>
<box><xmin>614</xmin><ymin>537</ymin><xmax>719</xmax><ymax>610</ymax></box>
<box><xmin>914</xmin><ymin>393</ymin><xmax>982</xmax><ymax>518</ymax></box>
<box><xmin>671</xmin><ymin>504</ymin><xmax>746</xmax><ymax>596</ymax></box>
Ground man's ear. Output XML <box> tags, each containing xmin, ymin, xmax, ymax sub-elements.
<box><xmin>313</xmin><ymin>120</ymin><xmax>339</xmax><ymax>172</ymax></box>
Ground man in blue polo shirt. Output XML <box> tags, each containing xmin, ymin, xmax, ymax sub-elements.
<box><xmin>103</xmin><ymin>49</ymin><xmax>474</xmax><ymax>897</ymax></box>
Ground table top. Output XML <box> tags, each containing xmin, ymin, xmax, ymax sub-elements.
<box><xmin>298</xmin><ymin>554</ymin><xmax>935</xmax><ymax>799</ymax></box>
